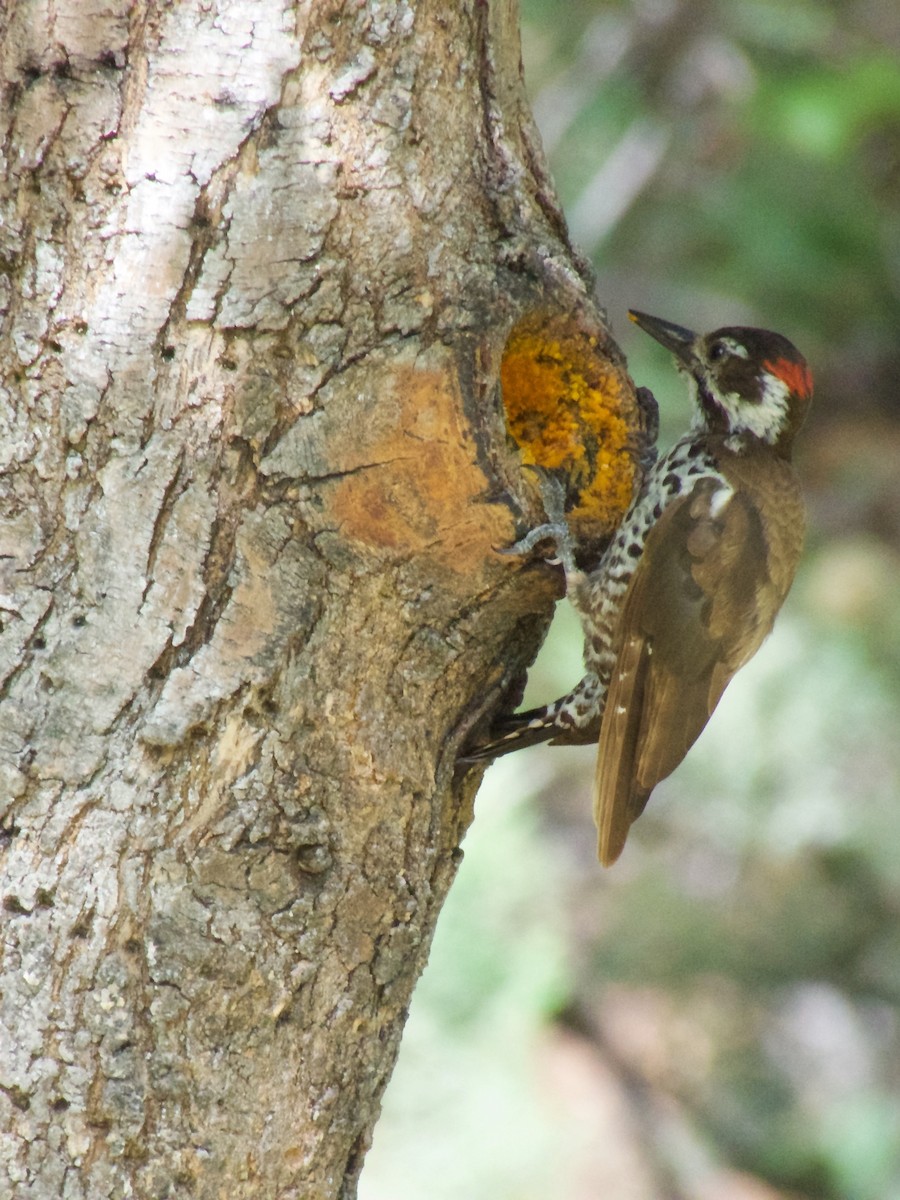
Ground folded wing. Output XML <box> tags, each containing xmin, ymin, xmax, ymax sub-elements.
<box><xmin>595</xmin><ymin>475</ymin><xmax>799</xmax><ymax>865</ymax></box>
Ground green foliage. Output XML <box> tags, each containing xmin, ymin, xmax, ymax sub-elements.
<box><xmin>527</xmin><ymin>0</ymin><xmax>900</xmax><ymax>382</ymax></box>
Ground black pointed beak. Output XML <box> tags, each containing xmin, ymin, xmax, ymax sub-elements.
<box><xmin>628</xmin><ymin>310</ymin><xmax>697</xmax><ymax>366</ymax></box>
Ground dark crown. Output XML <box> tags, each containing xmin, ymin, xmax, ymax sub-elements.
<box><xmin>693</xmin><ymin>326</ymin><xmax>813</xmax><ymax>453</ymax></box>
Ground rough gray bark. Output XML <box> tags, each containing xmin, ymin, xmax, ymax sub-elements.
<box><xmin>0</xmin><ymin>2</ymin><xmax>629</xmax><ymax>1197</ymax></box>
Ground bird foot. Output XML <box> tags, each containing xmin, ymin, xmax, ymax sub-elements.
<box><xmin>497</xmin><ymin>472</ymin><xmax>579</xmax><ymax>574</ymax></box>
<box><xmin>497</xmin><ymin>521</ymin><xmax>569</xmax><ymax>562</ymax></box>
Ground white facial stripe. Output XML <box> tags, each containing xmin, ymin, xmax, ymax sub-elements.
<box><xmin>701</xmin><ymin>371</ymin><xmax>790</xmax><ymax>443</ymax></box>
<box><xmin>686</xmin><ymin>375</ymin><xmax>708</xmax><ymax>431</ymax></box>
<box><xmin>717</xmin><ymin>337</ymin><xmax>749</xmax><ymax>359</ymax></box>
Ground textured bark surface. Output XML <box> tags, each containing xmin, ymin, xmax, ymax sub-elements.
<box><xmin>0</xmin><ymin>3</ymin><xmax>629</xmax><ymax>1197</ymax></box>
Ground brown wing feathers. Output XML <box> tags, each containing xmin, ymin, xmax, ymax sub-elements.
<box><xmin>595</xmin><ymin>631</ymin><xmax>652</xmax><ymax>866</ymax></box>
<box><xmin>594</xmin><ymin>475</ymin><xmax>790</xmax><ymax>866</ymax></box>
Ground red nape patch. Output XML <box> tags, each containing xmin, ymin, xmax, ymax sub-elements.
<box><xmin>764</xmin><ymin>356</ymin><xmax>813</xmax><ymax>399</ymax></box>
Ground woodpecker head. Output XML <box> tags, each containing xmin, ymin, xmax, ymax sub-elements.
<box><xmin>629</xmin><ymin>310</ymin><xmax>813</xmax><ymax>458</ymax></box>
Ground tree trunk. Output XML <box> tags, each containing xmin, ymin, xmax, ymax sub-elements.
<box><xmin>0</xmin><ymin>2</ymin><xmax>639</xmax><ymax>1196</ymax></box>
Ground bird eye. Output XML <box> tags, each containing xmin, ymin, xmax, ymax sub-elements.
<box><xmin>708</xmin><ymin>341</ymin><xmax>727</xmax><ymax>361</ymax></box>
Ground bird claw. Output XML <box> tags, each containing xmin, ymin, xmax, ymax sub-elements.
<box><xmin>496</xmin><ymin>521</ymin><xmax>569</xmax><ymax>560</ymax></box>
<box><xmin>498</xmin><ymin>473</ymin><xmax>579</xmax><ymax>573</ymax></box>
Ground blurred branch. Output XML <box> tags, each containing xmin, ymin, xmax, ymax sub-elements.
<box><xmin>533</xmin><ymin>14</ymin><xmax>632</xmax><ymax>152</ymax></box>
<box><xmin>568</xmin><ymin>118</ymin><xmax>670</xmax><ymax>253</ymax></box>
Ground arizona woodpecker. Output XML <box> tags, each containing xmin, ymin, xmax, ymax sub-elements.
<box><xmin>468</xmin><ymin>310</ymin><xmax>813</xmax><ymax>866</ymax></box>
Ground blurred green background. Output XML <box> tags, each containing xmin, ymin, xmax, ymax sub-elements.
<box><xmin>361</xmin><ymin>2</ymin><xmax>900</xmax><ymax>1197</ymax></box>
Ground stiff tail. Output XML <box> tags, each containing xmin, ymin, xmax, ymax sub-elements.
<box><xmin>461</xmin><ymin>704</ymin><xmax>568</xmax><ymax>763</ymax></box>
<box><xmin>461</xmin><ymin>678</ymin><xmax>604</xmax><ymax>763</ymax></box>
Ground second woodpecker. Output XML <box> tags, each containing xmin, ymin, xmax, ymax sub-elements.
<box><xmin>469</xmin><ymin>310</ymin><xmax>813</xmax><ymax>866</ymax></box>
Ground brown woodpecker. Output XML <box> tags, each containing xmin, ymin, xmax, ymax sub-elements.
<box><xmin>468</xmin><ymin>310</ymin><xmax>813</xmax><ymax>866</ymax></box>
